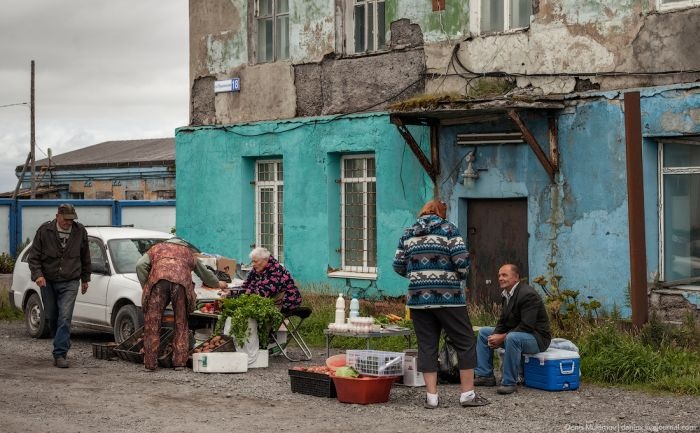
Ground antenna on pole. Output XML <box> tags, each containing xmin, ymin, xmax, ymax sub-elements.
<box><xmin>30</xmin><ymin>60</ymin><xmax>36</xmax><ymax>199</ymax></box>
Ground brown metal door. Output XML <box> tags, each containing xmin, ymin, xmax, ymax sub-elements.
<box><xmin>465</xmin><ymin>198</ymin><xmax>528</xmax><ymax>306</ymax></box>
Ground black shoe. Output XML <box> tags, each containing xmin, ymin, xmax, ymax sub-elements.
<box><xmin>54</xmin><ymin>356</ymin><xmax>69</xmax><ymax>368</ymax></box>
<box><xmin>474</xmin><ymin>376</ymin><xmax>497</xmax><ymax>386</ymax></box>
<box><xmin>497</xmin><ymin>384</ymin><xmax>517</xmax><ymax>394</ymax></box>
<box><xmin>461</xmin><ymin>394</ymin><xmax>491</xmax><ymax>407</ymax></box>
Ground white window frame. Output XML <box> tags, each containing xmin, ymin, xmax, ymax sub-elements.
<box><xmin>255</xmin><ymin>0</ymin><xmax>290</xmax><ymax>63</ymax></box>
<box><xmin>657</xmin><ymin>0</ymin><xmax>700</xmax><ymax>11</ymax></box>
<box><xmin>658</xmin><ymin>140</ymin><xmax>700</xmax><ymax>283</ymax></box>
<box><xmin>340</xmin><ymin>154</ymin><xmax>377</xmax><ymax>274</ymax></box>
<box><xmin>344</xmin><ymin>0</ymin><xmax>387</xmax><ymax>55</ymax></box>
<box><xmin>255</xmin><ymin>159</ymin><xmax>284</xmax><ymax>262</ymax></box>
<box><xmin>469</xmin><ymin>0</ymin><xmax>532</xmax><ymax>35</ymax></box>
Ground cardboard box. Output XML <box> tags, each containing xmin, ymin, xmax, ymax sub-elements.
<box><xmin>195</xmin><ymin>254</ymin><xmax>217</xmax><ymax>270</ymax></box>
<box><xmin>192</xmin><ymin>352</ymin><xmax>248</xmax><ymax>373</ymax></box>
<box><xmin>217</xmin><ymin>257</ymin><xmax>237</xmax><ymax>278</ymax></box>
<box><xmin>401</xmin><ymin>354</ymin><xmax>425</xmax><ymax>387</ymax></box>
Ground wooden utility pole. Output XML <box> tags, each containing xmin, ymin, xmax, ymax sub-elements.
<box><xmin>624</xmin><ymin>91</ymin><xmax>649</xmax><ymax>329</ymax></box>
<box><xmin>30</xmin><ymin>60</ymin><xmax>36</xmax><ymax>199</ymax></box>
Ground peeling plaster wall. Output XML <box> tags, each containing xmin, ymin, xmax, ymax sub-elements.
<box><xmin>650</xmin><ymin>290</ymin><xmax>700</xmax><ymax>323</ymax></box>
<box><xmin>190</xmin><ymin>0</ymin><xmax>247</xmax><ymax>80</ymax></box>
<box><xmin>189</xmin><ymin>1</ymin><xmax>425</xmax><ymax>124</ymax></box>
<box><xmin>437</xmin><ymin>85</ymin><xmax>700</xmax><ymax>313</ymax></box>
<box><xmin>443</xmin><ymin>1</ymin><xmax>700</xmax><ymax>95</ymax></box>
<box><xmin>386</xmin><ymin>0</ymin><xmax>470</xmax><ymax>43</ymax></box>
<box><xmin>214</xmin><ymin>62</ymin><xmax>297</xmax><ymax>123</ymax></box>
<box><xmin>189</xmin><ymin>1</ymin><xmax>700</xmax><ymax>125</ymax></box>
<box><xmin>289</xmin><ymin>0</ymin><xmax>335</xmax><ymax>61</ymax></box>
<box><xmin>294</xmin><ymin>48</ymin><xmax>425</xmax><ymax>117</ymax></box>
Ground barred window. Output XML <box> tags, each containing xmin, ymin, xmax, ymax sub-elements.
<box><xmin>255</xmin><ymin>160</ymin><xmax>284</xmax><ymax>262</ymax></box>
<box><xmin>341</xmin><ymin>155</ymin><xmax>376</xmax><ymax>273</ymax></box>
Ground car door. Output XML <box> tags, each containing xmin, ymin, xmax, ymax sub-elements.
<box><xmin>73</xmin><ymin>237</ymin><xmax>111</xmax><ymax>325</ymax></box>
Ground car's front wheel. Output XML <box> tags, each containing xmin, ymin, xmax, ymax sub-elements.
<box><xmin>24</xmin><ymin>292</ymin><xmax>50</xmax><ymax>338</ymax></box>
<box><xmin>113</xmin><ymin>304</ymin><xmax>143</xmax><ymax>343</ymax></box>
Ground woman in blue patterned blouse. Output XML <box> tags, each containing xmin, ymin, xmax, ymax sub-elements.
<box><xmin>393</xmin><ymin>199</ymin><xmax>489</xmax><ymax>409</ymax></box>
<box><xmin>241</xmin><ymin>247</ymin><xmax>301</xmax><ymax>313</ymax></box>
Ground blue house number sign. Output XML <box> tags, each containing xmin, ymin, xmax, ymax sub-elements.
<box><xmin>214</xmin><ymin>78</ymin><xmax>241</xmax><ymax>93</ymax></box>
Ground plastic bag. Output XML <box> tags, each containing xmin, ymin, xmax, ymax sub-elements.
<box><xmin>549</xmin><ymin>338</ymin><xmax>579</xmax><ymax>353</ymax></box>
<box><xmin>438</xmin><ymin>334</ymin><xmax>461</xmax><ymax>384</ymax></box>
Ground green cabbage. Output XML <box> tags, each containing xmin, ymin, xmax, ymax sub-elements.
<box><xmin>335</xmin><ymin>366</ymin><xmax>359</xmax><ymax>378</ymax></box>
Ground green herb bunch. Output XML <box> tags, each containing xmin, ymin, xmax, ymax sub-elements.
<box><xmin>214</xmin><ymin>294</ymin><xmax>284</xmax><ymax>347</ymax></box>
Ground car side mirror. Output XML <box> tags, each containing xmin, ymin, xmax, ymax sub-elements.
<box><xmin>92</xmin><ymin>260</ymin><xmax>110</xmax><ymax>275</ymax></box>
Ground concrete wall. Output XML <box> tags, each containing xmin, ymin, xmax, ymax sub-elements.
<box><xmin>176</xmin><ymin>113</ymin><xmax>431</xmax><ymax>296</ymax></box>
<box><xmin>442</xmin><ymin>2</ymin><xmax>700</xmax><ymax>94</ymax></box>
<box><xmin>189</xmin><ymin>0</ymin><xmax>700</xmax><ymax>124</ymax></box>
<box><xmin>438</xmin><ymin>84</ymin><xmax>700</xmax><ymax>313</ymax></box>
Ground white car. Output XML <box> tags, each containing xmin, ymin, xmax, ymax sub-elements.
<box><xmin>9</xmin><ymin>226</ymin><xmax>173</xmax><ymax>343</ymax></box>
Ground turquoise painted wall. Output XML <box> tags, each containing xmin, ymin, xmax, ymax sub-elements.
<box><xmin>176</xmin><ymin>84</ymin><xmax>699</xmax><ymax>307</ymax></box>
<box><xmin>176</xmin><ymin>113</ymin><xmax>432</xmax><ymax>297</ymax></box>
<box><xmin>438</xmin><ymin>84</ymin><xmax>700</xmax><ymax>313</ymax></box>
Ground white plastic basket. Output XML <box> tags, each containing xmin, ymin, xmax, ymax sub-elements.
<box><xmin>346</xmin><ymin>350</ymin><xmax>405</xmax><ymax>376</ymax></box>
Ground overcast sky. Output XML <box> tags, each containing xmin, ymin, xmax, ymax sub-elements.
<box><xmin>0</xmin><ymin>0</ymin><xmax>189</xmax><ymax>193</ymax></box>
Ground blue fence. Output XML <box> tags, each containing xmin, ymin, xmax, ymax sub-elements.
<box><xmin>0</xmin><ymin>199</ymin><xmax>175</xmax><ymax>257</ymax></box>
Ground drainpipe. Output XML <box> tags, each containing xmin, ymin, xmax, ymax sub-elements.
<box><xmin>623</xmin><ymin>91</ymin><xmax>649</xmax><ymax>329</ymax></box>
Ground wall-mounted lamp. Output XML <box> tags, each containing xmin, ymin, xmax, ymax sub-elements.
<box><xmin>84</xmin><ymin>180</ymin><xmax>93</xmax><ymax>187</ymax></box>
<box><xmin>463</xmin><ymin>151</ymin><xmax>479</xmax><ymax>181</ymax></box>
<box><xmin>461</xmin><ymin>150</ymin><xmax>480</xmax><ymax>188</ymax></box>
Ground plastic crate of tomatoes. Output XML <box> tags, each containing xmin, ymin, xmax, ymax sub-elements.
<box><xmin>289</xmin><ymin>366</ymin><xmax>337</xmax><ymax>398</ymax></box>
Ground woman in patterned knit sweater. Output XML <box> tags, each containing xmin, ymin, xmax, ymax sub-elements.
<box><xmin>393</xmin><ymin>199</ymin><xmax>489</xmax><ymax>409</ymax></box>
<box><xmin>241</xmin><ymin>247</ymin><xmax>301</xmax><ymax>313</ymax></box>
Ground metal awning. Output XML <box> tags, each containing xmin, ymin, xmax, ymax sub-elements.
<box><xmin>389</xmin><ymin>97</ymin><xmax>566</xmax><ymax>187</ymax></box>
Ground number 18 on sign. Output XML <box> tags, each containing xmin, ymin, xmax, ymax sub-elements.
<box><xmin>214</xmin><ymin>78</ymin><xmax>241</xmax><ymax>93</ymax></box>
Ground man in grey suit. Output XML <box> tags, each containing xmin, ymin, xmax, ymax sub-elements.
<box><xmin>474</xmin><ymin>263</ymin><xmax>551</xmax><ymax>394</ymax></box>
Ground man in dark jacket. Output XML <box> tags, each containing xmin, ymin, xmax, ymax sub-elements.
<box><xmin>474</xmin><ymin>263</ymin><xmax>551</xmax><ymax>394</ymax></box>
<box><xmin>28</xmin><ymin>203</ymin><xmax>90</xmax><ymax>368</ymax></box>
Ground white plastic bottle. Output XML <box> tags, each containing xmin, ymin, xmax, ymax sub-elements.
<box><xmin>335</xmin><ymin>293</ymin><xmax>346</xmax><ymax>325</ymax></box>
<box><xmin>349</xmin><ymin>295</ymin><xmax>360</xmax><ymax>318</ymax></box>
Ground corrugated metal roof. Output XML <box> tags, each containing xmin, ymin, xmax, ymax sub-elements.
<box><xmin>16</xmin><ymin>138</ymin><xmax>175</xmax><ymax>171</ymax></box>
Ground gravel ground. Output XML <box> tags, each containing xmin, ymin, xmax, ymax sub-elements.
<box><xmin>0</xmin><ymin>319</ymin><xmax>698</xmax><ymax>433</ymax></box>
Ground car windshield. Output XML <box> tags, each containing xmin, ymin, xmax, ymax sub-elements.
<box><xmin>108</xmin><ymin>238</ymin><xmax>167</xmax><ymax>274</ymax></box>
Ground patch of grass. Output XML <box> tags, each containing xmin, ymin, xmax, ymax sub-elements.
<box><xmin>0</xmin><ymin>286</ymin><xmax>23</xmax><ymax>320</ymax></box>
<box><xmin>0</xmin><ymin>253</ymin><xmax>15</xmax><ymax>274</ymax></box>
<box><xmin>579</xmin><ymin>322</ymin><xmax>700</xmax><ymax>395</ymax></box>
<box><xmin>388</xmin><ymin>92</ymin><xmax>463</xmax><ymax>112</ymax></box>
<box><xmin>466</xmin><ymin>77</ymin><xmax>515</xmax><ymax>99</ymax></box>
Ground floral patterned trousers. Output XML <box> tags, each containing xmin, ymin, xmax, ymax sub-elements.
<box><xmin>143</xmin><ymin>280</ymin><xmax>189</xmax><ymax>370</ymax></box>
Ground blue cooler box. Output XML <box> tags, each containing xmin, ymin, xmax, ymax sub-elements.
<box><xmin>523</xmin><ymin>348</ymin><xmax>580</xmax><ymax>391</ymax></box>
